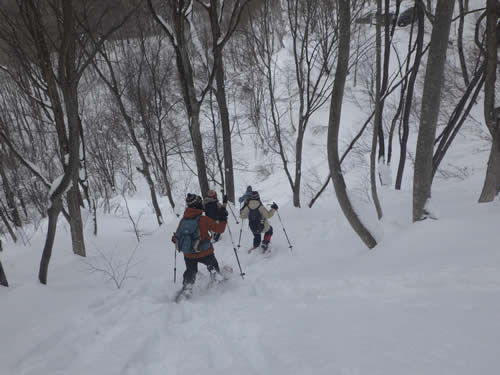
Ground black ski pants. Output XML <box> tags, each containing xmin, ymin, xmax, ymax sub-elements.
<box><xmin>183</xmin><ymin>253</ymin><xmax>220</xmax><ymax>286</ymax></box>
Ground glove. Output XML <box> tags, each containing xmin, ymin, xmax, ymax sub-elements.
<box><xmin>223</xmin><ymin>194</ymin><xmax>228</xmax><ymax>204</ymax></box>
<box><xmin>171</xmin><ymin>233</ymin><xmax>177</xmax><ymax>244</ymax></box>
<box><xmin>218</xmin><ymin>207</ymin><xmax>228</xmax><ymax>222</ymax></box>
<box><xmin>271</xmin><ymin>202</ymin><xmax>278</xmax><ymax>210</ymax></box>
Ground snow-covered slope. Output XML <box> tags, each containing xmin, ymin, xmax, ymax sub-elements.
<box><xmin>2</xmin><ymin>174</ymin><xmax>500</xmax><ymax>375</ymax></box>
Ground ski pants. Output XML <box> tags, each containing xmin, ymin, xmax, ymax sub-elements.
<box><xmin>183</xmin><ymin>253</ymin><xmax>220</xmax><ymax>286</ymax></box>
<box><xmin>252</xmin><ymin>226</ymin><xmax>273</xmax><ymax>248</ymax></box>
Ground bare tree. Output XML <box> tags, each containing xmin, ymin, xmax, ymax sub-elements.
<box><xmin>370</xmin><ymin>0</ymin><xmax>383</xmax><ymax>220</ymax></box>
<box><xmin>328</xmin><ymin>0</ymin><xmax>377</xmax><ymax>249</ymax></box>
<box><xmin>198</xmin><ymin>0</ymin><xmax>254</xmax><ymax>203</ymax></box>
<box><xmin>0</xmin><ymin>0</ymin><xmax>137</xmax><ymax>283</ymax></box>
<box><xmin>413</xmin><ymin>0</ymin><xmax>455</xmax><ymax>221</ymax></box>
<box><xmin>395</xmin><ymin>0</ymin><xmax>425</xmax><ymax>190</ymax></box>
<box><xmin>478</xmin><ymin>0</ymin><xmax>499</xmax><ymax>202</ymax></box>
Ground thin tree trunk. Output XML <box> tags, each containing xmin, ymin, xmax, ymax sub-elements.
<box><xmin>478</xmin><ymin>0</ymin><xmax>499</xmax><ymax>202</ymax></box>
<box><xmin>294</xmin><ymin>123</ymin><xmax>305</xmax><ymax>208</ymax></box>
<box><xmin>395</xmin><ymin>0</ymin><xmax>425</xmax><ymax>190</ymax></box>
<box><xmin>191</xmin><ymin>105</ymin><xmax>210</xmax><ymax>196</ymax></box>
<box><xmin>328</xmin><ymin>0</ymin><xmax>377</xmax><ymax>249</ymax></box>
<box><xmin>67</xmin><ymin>183</ymin><xmax>85</xmax><ymax>256</ymax></box>
<box><xmin>0</xmin><ymin>257</ymin><xmax>8</xmax><ymax>287</ymax></box>
<box><xmin>413</xmin><ymin>0</ymin><xmax>455</xmax><ymax>221</ymax></box>
<box><xmin>371</xmin><ymin>0</ymin><xmax>383</xmax><ymax>219</ymax></box>
<box><xmin>479</xmin><ymin>138</ymin><xmax>500</xmax><ymax>202</ymax></box>
<box><xmin>457</xmin><ymin>0</ymin><xmax>470</xmax><ymax>87</ymax></box>
<box><xmin>39</xmin><ymin>197</ymin><xmax>63</xmax><ymax>285</ymax></box>
<box><xmin>214</xmin><ymin>55</ymin><xmax>235</xmax><ymax>203</ymax></box>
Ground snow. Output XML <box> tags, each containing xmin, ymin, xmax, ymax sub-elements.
<box><xmin>2</xmin><ymin>173</ymin><xmax>500</xmax><ymax>375</ymax></box>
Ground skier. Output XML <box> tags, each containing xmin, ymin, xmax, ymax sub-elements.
<box><xmin>203</xmin><ymin>189</ymin><xmax>228</xmax><ymax>242</ymax></box>
<box><xmin>172</xmin><ymin>193</ymin><xmax>228</xmax><ymax>289</ymax></box>
<box><xmin>239</xmin><ymin>191</ymin><xmax>278</xmax><ymax>252</ymax></box>
<box><xmin>238</xmin><ymin>185</ymin><xmax>253</xmax><ymax>205</ymax></box>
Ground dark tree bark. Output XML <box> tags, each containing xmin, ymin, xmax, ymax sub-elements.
<box><xmin>0</xmin><ymin>253</ymin><xmax>8</xmax><ymax>287</ymax></box>
<box><xmin>457</xmin><ymin>0</ymin><xmax>470</xmax><ymax>87</ymax></box>
<box><xmin>328</xmin><ymin>0</ymin><xmax>377</xmax><ymax>249</ymax></box>
<box><xmin>478</xmin><ymin>0</ymin><xmax>500</xmax><ymax>202</ymax></box>
<box><xmin>370</xmin><ymin>0</ymin><xmax>383</xmax><ymax>219</ymax></box>
<box><xmin>413</xmin><ymin>0</ymin><xmax>455</xmax><ymax>221</ymax></box>
<box><xmin>395</xmin><ymin>0</ymin><xmax>425</xmax><ymax>190</ymax></box>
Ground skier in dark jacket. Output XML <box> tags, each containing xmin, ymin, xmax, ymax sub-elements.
<box><xmin>240</xmin><ymin>191</ymin><xmax>278</xmax><ymax>252</ymax></box>
<box><xmin>203</xmin><ymin>189</ymin><xmax>228</xmax><ymax>242</ymax></box>
<box><xmin>172</xmin><ymin>193</ymin><xmax>228</xmax><ymax>286</ymax></box>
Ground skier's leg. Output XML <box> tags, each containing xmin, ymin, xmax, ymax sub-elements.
<box><xmin>263</xmin><ymin>226</ymin><xmax>273</xmax><ymax>244</ymax></box>
<box><xmin>183</xmin><ymin>257</ymin><xmax>198</xmax><ymax>286</ymax></box>
<box><xmin>253</xmin><ymin>232</ymin><xmax>261</xmax><ymax>248</ymax></box>
<box><xmin>199</xmin><ymin>253</ymin><xmax>221</xmax><ymax>281</ymax></box>
<box><xmin>199</xmin><ymin>253</ymin><xmax>220</xmax><ymax>273</ymax></box>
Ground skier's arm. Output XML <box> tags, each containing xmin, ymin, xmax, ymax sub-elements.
<box><xmin>259</xmin><ymin>205</ymin><xmax>276</xmax><ymax>219</ymax></box>
<box><xmin>206</xmin><ymin>216</ymin><xmax>226</xmax><ymax>234</ymax></box>
<box><xmin>240</xmin><ymin>205</ymin><xmax>249</xmax><ymax>219</ymax></box>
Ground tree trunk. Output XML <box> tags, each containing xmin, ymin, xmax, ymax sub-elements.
<box><xmin>395</xmin><ymin>0</ymin><xmax>425</xmax><ymax>190</ymax></box>
<box><xmin>0</xmin><ymin>258</ymin><xmax>8</xmax><ymax>287</ymax></box>
<box><xmin>371</xmin><ymin>0</ymin><xmax>383</xmax><ymax>219</ymax></box>
<box><xmin>479</xmin><ymin>138</ymin><xmax>500</xmax><ymax>202</ymax></box>
<box><xmin>328</xmin><ymin>0</ymin><xmax>377</xmax><ymax>249</ymax></box>
<box><xmin>191</xmin><ymin>105</ymin><xmax>210</xmax><ymax>196</ymax></box>
<box><xmin>457</xmin><ymin>0</ymin><xmax>470</xmax><ymax>87</ymax></box>
<box><xmin>67</xmin><ymin>183</ymin><xmax>86</xmax><ymax>256</ymax></box>
<box><xmin>294</xmin><ymin>122</ymin><xmax>305</xmax><ymax>208</ymax></box>
<box><xmin>39</xmin><ymin>197</ymin><xmax>63</xmax><ymax>285</ymax></box>
<box><xmin>413</xmin><ymin>0</ymin><xmax>455</xmax><ymax>221</ymax></box>
<box><xmin>478</xmin><ymin>0</ymin><xmax>499</xmax><ymax>202</ymax></box>
<box><xmin>214</xmin><ymin>54</ymin><xmax>235</xmax><ymax>204</ymax></box>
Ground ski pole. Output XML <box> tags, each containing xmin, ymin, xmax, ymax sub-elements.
<box><xmin>226</xmin><ymin>222</ymin><xmax>246</xmax><ymax>279</ymax></box>
<box><xmin>237</xmin><ymin>219</ymin><xmax>244</xmax><ymax>249</ymax></box>
<box><xmin>220</xmin><ymin>189</ymin><xmax>239</xmax><ymax>224</ymax></box>
<box><xmin>227</xmin><ymin>202</ymin><xmax>239</xmax><ymax>224</ymax></box>
<box><xmin>173</xmin><ymin>245</ymin><xmax>177</xmax><ymax>283</ymax></box>
<box><xmin>275</xmin><ymin>209</ymin><xmax>293</xmax><ymax>251</ymax></box>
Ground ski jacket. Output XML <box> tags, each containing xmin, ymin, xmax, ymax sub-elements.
<box><xmin>175</xmin><ymin>208</ymin><xmax>226</xmax><ymax>259</ymax></box>
<box><xmin>240</xmin><ymin>199</ymin><xmax>275</xmax><ymax>233</ymax></box>
<box><xmin>203</xmin><ymin>197</ymin><xmax>220</xmax><ymax>220</ymax></box>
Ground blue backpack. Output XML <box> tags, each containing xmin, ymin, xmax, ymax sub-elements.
<box><xmin>175</xmin><ymin>216</ymin><xmax>211</xmax><ymax>254</ymax></box>
<box><xmin>248</xmin><ymin>203</ymin><xmax>264</xmax><ymax>233</ymax></box>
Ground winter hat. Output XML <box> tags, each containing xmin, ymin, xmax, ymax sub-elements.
<box><xmin>249</xmin><ymin>191</ymin><xmax>260</xmax><ymax>201</ymax></box>
<box><xmin>207</xmin><ymin>189</ymin><xmax>217</xmax><ymax>198</ymax></box>
<box><xmin>186</xmin><ymin>193</ymin><xmax>203</xmax><ymax>209</ymax></box>
<box><xmin>246</xmin><ymin>185</ymin><xmax>252</xmax><ymax>192</ymax></box>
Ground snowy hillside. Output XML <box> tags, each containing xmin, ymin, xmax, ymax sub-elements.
<box><xmin>2</xmin><ymin>166</ymin><xmax>500</xmax><ymax>375</ymax></box>
<box><xmin>2</xmin><ymin>0</ymin><xmax>500</xmax><ymax>374</ymax></box>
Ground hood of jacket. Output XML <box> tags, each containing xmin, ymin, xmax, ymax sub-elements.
<box><xmin>183</xmin><ymin>207</ymin><xmax>203</xmax><ymax>219</ymax></box>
